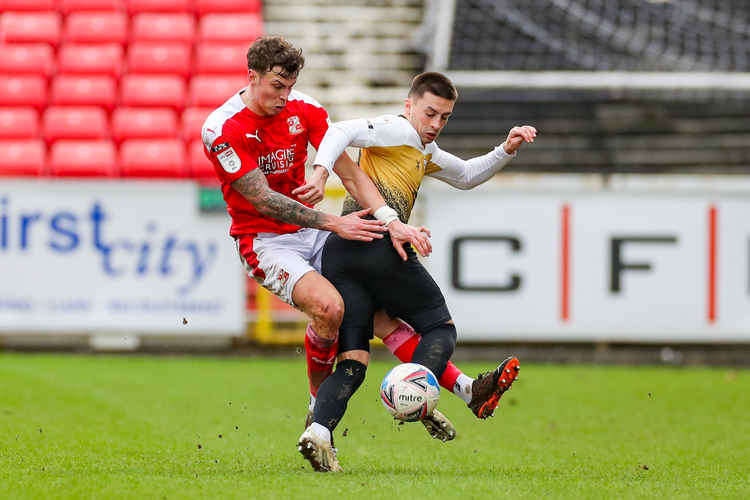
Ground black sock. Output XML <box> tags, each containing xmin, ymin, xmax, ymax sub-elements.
<box><xmin>411</xmin><ymin>323</ymin><xmax>457</xmax><ymax>380</ymax></box>
<box><xmin>312</xmin><ymin>359</ymin><xmax>367</xmax><ymax>434</ymax></box>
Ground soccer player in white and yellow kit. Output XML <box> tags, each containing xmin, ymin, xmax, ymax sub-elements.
<box><xmin>299</xmin><ymin>72</ymin><xmax>536</xmax><ymax>471</ymax></box>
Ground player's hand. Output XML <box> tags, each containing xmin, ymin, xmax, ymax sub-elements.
<box><xmin>333</xmin><ymin>208</ymin><xmax>386</xmax><ymax>241</ymax></box>
<box><xmin>502</xmin><ymin>125</ymin><xmax>537</xmax><ymax>155</ymax></box>
<box><xmin>292</xmin><ymin>165</ymin><xmax>328</xmax><ymax>205</ymax></box>
<box><xmin>387</xmin><ymin>220</ymin><xmax>432</xmax><ymax>261</ymax></box>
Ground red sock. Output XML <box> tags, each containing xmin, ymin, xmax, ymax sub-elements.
<box><xmin>382</xmin><ymin>322</ymin><xmax>463</xmax><ymax>392</ymax></box>
<box><xmin>304</xmin><ymin>324</ymin><xmax>337</xmax><ymax>397</ymax></box>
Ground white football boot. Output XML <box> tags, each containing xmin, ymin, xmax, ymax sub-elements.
<box><xmin>421</xmin><ymin>409</ymin><xmax>457</xmax><ymax>442</ymax></box>
<box><xmin>297</xmin><ymin>425</ymin><xmax>343</xmax><ymax>472</ymax></box>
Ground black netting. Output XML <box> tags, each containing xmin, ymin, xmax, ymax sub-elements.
<box><xmin>449</xmin><ymin>0</ymin><xmax>750</xmax><ymax>71</ymax></box>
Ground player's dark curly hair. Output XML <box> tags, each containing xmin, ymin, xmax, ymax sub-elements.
<box><xmin>246</xmin><ymin>36</ymin><xmax>305</xmax><ymax>79</ymax></box>
<box><xmin>408</xmin><ymin>72</ymin><xmax>458</xmax><ymax>101</ymax></box>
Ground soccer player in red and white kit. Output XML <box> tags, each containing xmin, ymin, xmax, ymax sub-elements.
<box><xmin>202</xmin><ymin>37</ymin><xmax>482</xmax><ymax>443</ymax></box>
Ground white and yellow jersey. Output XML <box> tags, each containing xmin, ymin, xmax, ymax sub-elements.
<box><xmin>314</xmin><ymin>114</ymin><xmax>515</xmax><ymax>222</ymax></box>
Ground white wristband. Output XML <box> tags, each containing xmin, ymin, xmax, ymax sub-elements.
<box><xmin>374</xmin><ymin>205</ymin><xmax>399</xmax><ymax>226</ymax></box>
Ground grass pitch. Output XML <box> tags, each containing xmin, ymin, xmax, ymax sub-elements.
<box><xmin>0</xmin><ymin>353</ymin><xmax>748</xmax><ymax>499</ymax></box>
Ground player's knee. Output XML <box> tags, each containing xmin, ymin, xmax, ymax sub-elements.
<box><xmin>338</xmin><ymin>349</ymin><xmax>369</xmax><ymax>366</ymax></box>
<box><xmin>425</xmin><ymin>322</ymin><xmax>457</xmax><ymax>355</ymax></box>
<box><xmin>311</xmin><ymin>295</ymin><xmax>344</xmax><ymax>332</ymax></box>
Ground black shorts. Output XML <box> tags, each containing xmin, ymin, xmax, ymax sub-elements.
<box><xmin>321</xmin><ymin>233</ymin><xmax>451</xmax><ymax>353</ymax></box>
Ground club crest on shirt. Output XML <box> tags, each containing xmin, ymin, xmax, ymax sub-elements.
<box><xmin>217</xmin><ymin>147</ymin><xmax>241</xmax><ymax>173</ymax></box>
<box><xmin>287</xmin><ymin>116</ymin><xmax>304</xmax><ymax>135</ymax></box>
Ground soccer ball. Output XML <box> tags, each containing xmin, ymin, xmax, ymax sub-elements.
<box><xmin>379</xmin><ymin>363</ymin><xmax>440</xmax><ymax>421</ymax></box>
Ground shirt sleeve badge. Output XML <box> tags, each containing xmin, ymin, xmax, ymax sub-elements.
<box><xmin>217</xmin><ymin>147</ymin><xmax>241</xmax><ymax>173</ymax></box>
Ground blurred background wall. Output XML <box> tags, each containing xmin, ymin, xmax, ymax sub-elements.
<box><xmin>1</xmin><ymin>0</ymin><xmax>749</xmax><ymax>353</ymax></box>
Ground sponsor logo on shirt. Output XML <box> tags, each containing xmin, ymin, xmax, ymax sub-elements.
<box><xmin>217</xmin><ymin>147</ymin><xmax>241</xmax><ymax>173</ymax></box>
<box><xmin>211</xmin><ymin>142</ymin><xmax>229</xmax><ymax>153</ymax></box>
<box><xmin>258</xmin><ymin>144</ymin><xmax>296</xmax><ymax>175</ymax></box>
<box><xmin>287</xmin><ymin>116</ymin><xmax>304</xmax><ymax>135</ymax></box>
<box><xmin>245</xmin><ymin>130</ymin><xmax>261</xmax><ymax>143</ymax></box>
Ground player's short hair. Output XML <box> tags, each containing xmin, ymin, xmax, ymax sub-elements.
<box><xmin>246</xmin><ymin>36</ymin><xmax>305</xmax><ymax>79</ymax></box>
<box><xmin>408</xmin><ymin>72</ymin><xmax>458</xmax><ymax>101</ymax></box>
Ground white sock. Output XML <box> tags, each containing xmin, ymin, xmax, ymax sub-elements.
<box><xmin>453</xmin><ymin>373</ymin><xmax>474</xmax><ymax>404</ymax></box>
<box><xmin>308</xmin><ymin>394</ymin><xmax>316</xmax><ymax>412</ymax></box>
<box><xmin>309</xmin><ymin>422</ymin><xmax>331</xmax><ymax>443</ymax></box>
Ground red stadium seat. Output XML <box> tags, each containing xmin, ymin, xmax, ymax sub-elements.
<box><xmin>49</xmin><ymin>140</ymin><xmax>117</xmax><ymax>177</ymax></box>
<box><xmin>195</xmin><ymin>0</ymin><xmax>261</xmax><ymax>14</ymax></box>
<box><xmin>58</xmin><ymin>0</ymin><xmax>124</xmax><ymax>14</ymax></box>
<box><xmin>187</xmin><ymin>138</ymin><xmax>216</xmax><ymax>181</ymax></box>
<box><xmin>188</xmin><ymin>75</ymin><xmax>246</xmax><ymax>107</ymax></box>
<box><xmin>0</xmin><ymin>12</ymin><xmax>61</xmax><ymax>46</ymax></box>
<box><xmin>126</xmin><ymin>0</ymin><xmax>192</xmax><ymax>13</ymax></box>
<box><xmin>50</xmin><ymin>75</ymin><xmax>117</xmax><ymax>109</ymax></box>
<box><xmin>198</xmin><ymin>14</ymin><xmax>263</xmax><ymax>44</ymax></box>
<box><xmin>0</xmin><ymin>44</ymin><xmax>55</xmax><ymax>78</ymax></box>
<box><xmin>131</xmin><ymin>13</ymin><xmax>195</xmax><ymax>43</ymax></box>
<box><xmin>0</xmin><ymin>139</ymin><xmax>46</xmax><ymax>176</ymax></box>
<box><xmin>111</xmin><ymin>107</ymin><xmax>178</xmax><ymax>142</ymax></box>
<box><xmin>194</xmin><ymin>43</ymin><xmax>247</xmax><ymax>75</ymax></box>
<box><xmin>127</xmin><ymin>43</ymin><xmax>192</xmax><ymax>78</ymax></box>
<box><xmin>120</xmin><ymin>75</ymin><xmax>186</xmax><ymax>109</ymax></box>
<box><xmin>42</xmin><ymin>106</ymin><xmax>109</xmax><ymax>142</ymax></box>
<box><xmin>64</xmin><ymin>12</ymin><xmax>128</xmax><ymax>44</ymax></box>
<box><xmin>119</xmin><ymin>138</ymin><xmax>187</xmax><ymax>177</ymax></box>
<box><xmin>0</xmin><ymin>76</ymin><xmax>47</xmax><ymax>109</ymax></box>
<box><xmin>0</xmin><ymin>108</ymin><xmax>39</xmax><ymax>139</ymax></box>
<box><xmin>57</xmin><ymin>44</ymin><xmax>124</xmax><ymax>77</ymax></box>
<box><xmin>181</xmin><ymin>107</ymin><xmax>212</xmax><ymax>141</ymax></box>
<box><xmin>0</xmin><ymin>0</ymin><xmax>56</xmax><ymax>11</ymax></box>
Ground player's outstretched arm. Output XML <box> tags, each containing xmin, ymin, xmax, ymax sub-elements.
<box><xmin>428</xmin><ymin>125</ymin><xmax>537</xmax><ymax>190</ymax></box>
<box><xmin>231</xmin><ymin>169</ymin><xmax>385</xmax><ymax>241</ymax></box>
<box><xmin>502</xmin><ymin>125</ymin><xmax>537</xmax><ymax>155</ymax></box>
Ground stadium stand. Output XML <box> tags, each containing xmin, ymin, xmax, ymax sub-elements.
<box><xmin>126</xmin><ymin>0</ymin><xmax>192</xmax><ymax>14</ymax></box>
<box><xmin>63</xmin><ymin>12</ymin><xmax>128</xmax><ymax>44</ymax></box>
<box><xmin>0</xmin><ymin>0</ymin><xmax>261</xmax><ymax>180</ymax></box>
<box><xmin>0</xmin><ymin>44</ymin><xmax>55</xmax><ymax>77</ymax></box>
<box><xmin>131</xmin><ymin>13</ymin><xmax>195</xmax><ymax>43</ymax></box>
<box><xmin>50</xmin><ymin>75</ymin><xmax>117</xmax><ymax>109</ymax></box>
<box><xmin>0</xmin><ymin>12</ymin><xmax>61</xmax><ymax>45</ymax></box>
<box><xmin>0</xmin><ymin>0</ymin><xmax>56</xmax><ymax>10</ymax></box>
<box><xmin>0</xmin><ymin>76</ymin><xmax>47</xmax><ymax>109</ymax></box>
<box><xmin>126</xmin><ymin>43</ymin><xmax>192</xmax><ymax>78</ymax></box>
<box><xmin>188</xmin><ymin>75</ymin><xmax>248</xmax><ymax>107</ymax></box>
<box><xmin>0</xmin><ymin>107</ymin><xmax>39</xmax><ymax>139</ymax></box>
<box><xmin>42</xmin><ymin>106</ymin><xmax>110</xmax><ymax>142</ymax></box>
<box><xmin>197</xmin><ymin>13</ymin><xmax>263</xmax><ymax>43</ymax></box>
<box><xmin>0</xmin><ymin>139</ymin><xmax>46</xmax><ymax>176</ymax></box>
<box><xmin>58</xmin><ymin>0</ymin><xmax>123</xmax><ymax>15</ymax></box>
<box><xmin>119</xmin><ymin>138</ymin><xmax>187</xmax><ymax>177</ymax></box>
<box><xmin>111</xmin><ymin>107</ymin><xmax>179</xmax><ymax>143</ymax></box>
<box><xmin>119</xmin><ymin>75</ymin><xmax>186</xmax><ymax>109</ymax></box>
<box><xmin>194</xmin><ymin>43</ymin><xmax>248</xmax><ymax>74</ymax></box>
<box><xmin>57</xmin><ymin>43</ymin><xmax>124</xmax><ymax>76</ymax></box>
<box><xmin>49</xmin><ymin>140</ymin><xmax>117</xmax><ymax>177</ymax></box>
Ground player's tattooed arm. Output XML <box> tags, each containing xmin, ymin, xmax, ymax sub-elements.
<box><xmin>231</xmin><ymin>169</ymin><xmax>328</xmax><ymax>228</ymax></box>
<box><xmin>231</xmin><ymin>170</ymin><xmax>385</xmax><ymax>241</ymax></box>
